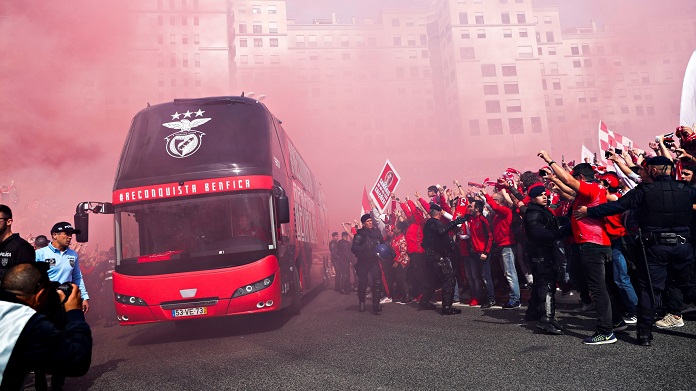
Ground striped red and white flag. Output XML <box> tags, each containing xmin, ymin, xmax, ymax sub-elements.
<box><xmin>598</xmin><ymin>120</ymin><xmax>632</xmax><ymax>161</ymax></box>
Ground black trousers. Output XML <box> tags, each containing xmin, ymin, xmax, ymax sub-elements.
<box><xmin>576</xmin><ymin>243</ymin><xmax>614</xmax><ymax>334</ymax></box>
<box><xmin>355</xmin><ymin>261</ymin><xmax>382</xmax><ymax>308</ymax></box>
<box><xmin>334</xmin><ymin>260</ymin><xmax>351</xmax><ymax>293</ymax></box>
<box><xmin>422</xmin><ymin>253</ymin><xmax>456</xmax><ymax>308</ymax></box>
<box><xmin>407</xmin><ymin>252</ymin><xmax>425</xmax><ymax>298</ymax></box>
<box><xmin>392</xmin><ymin>264</ymin><xmax>410</xmax><ymax>300</ymax></box>
<box><xmin>637</xmin><ymin>241</ymin><xmax>695</xmax><ymax>337</ymax></box>
<box><xmin>526</xmin><ymin>249</ymin><xmax>558</xmax><ymax>321</ymax></box>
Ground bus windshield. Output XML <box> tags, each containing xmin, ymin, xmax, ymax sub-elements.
<box><xmin>115</xmin><ymin>192</ymin><xmax>275</xmax><ymax>275</ymax></box>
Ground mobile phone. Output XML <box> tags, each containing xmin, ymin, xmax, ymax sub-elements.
<box><xmin>615</xmin><ymin>148</ymin><xmax>622</xmax><ymax>155</ymax></box>
<box><xmin>538</xmin><ymin>169</ymin><xmax>547</xmax><ymax>177</ymax></box>
<box><xmin>604</xmin><ymin>150</ymin><xmax>612</xmax><ymax>159</ymax></box>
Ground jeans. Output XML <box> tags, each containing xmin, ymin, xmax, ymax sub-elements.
<box><xmin>611</xmin><ymin>240</ymin><xmax>638</xmax><ymax>316</ymax></box>
<box><xmin>462</xmin><ymin>255</ymin><xmax>481</xmax><ymax>302</ymax></box>
<box><xmin>500</xmin><ymin>246</ymin><xmax>520</xmax><ymax>303</ymax></box>
<box><xmin>474</xmin><ymin>253</ymin><xmax>495</xmax><ymax>303</ymax></box>
<box><xmin>577</xmin><ymin>243</ymin><xmax>613</xmax><ymax>334</ymax></box>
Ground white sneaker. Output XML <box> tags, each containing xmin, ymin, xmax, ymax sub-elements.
<box><xmin>379</xmin><ymin>297</ymin><xmax>392</xmax><ymax>304</ymax></box>
<box><xmin>655</xmin><ymin>313</ymin><xmax>684</xmax><ymax>329</ymax></box>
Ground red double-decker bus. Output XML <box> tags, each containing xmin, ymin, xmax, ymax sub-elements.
<box><xmin>75</xmin><ymin>96</ymin><xmax>329</xmax><ymax>325</ymax></box>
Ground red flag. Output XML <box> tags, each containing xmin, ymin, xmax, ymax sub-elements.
<box><xmin>598</xmin><ymin>120</ymin><xmax>632</xmax><ymax>160</ymax></box>
<box><xmin>361</xmin><ymin>186</ymin><xmax>371</xmax><ymax>216</ymax></box>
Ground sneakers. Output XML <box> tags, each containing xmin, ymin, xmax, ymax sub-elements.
<box><xmin>613</xmin><ymin>320</ymin><xmax>628</xmax><ymax>332</ymax></box>
<box><xmin>379</xmin><ymin>297</ymin><xmax>393</xmax><ymax>304</ymax></box>
<box><xmin>583</xmin><ymin>332</ymin><xmax>617</xmax><ymax>345</ymax></box>
<box><xmin>480</xmin><ymin>300</ymin><xmax>496</xmax><ymax>309</ymax></box>
<box><xmin>468</xmin><ymin>298</ymin><xmax>479</xmax><ymax>306</ymax></box>
<box><xmin>573</xmin><ymin>302</ymin><xmax>596</xmax><ymax>313</ymax></box>
<box><xmin>623</xmin><ymin>315</ymin><xmax>637</xmax><ymax>325</ymax></box>
<box><xmin>502</xmin><ymin>300</ymin><xmax>521</xmax><ymax>309</ymax></box>
<box><xmin>655</xmin><ymin>313</ymin><xmax>684</xmax><ymax>329</ymax></box>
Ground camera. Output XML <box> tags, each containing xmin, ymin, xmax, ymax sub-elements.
<box><xmin>538</xmin><ymin>169</ymin><xmax>547</xmax><ymax>177</ymax></box>
<box><xmin>615</xmin><ymin>148</ymin><xmax>622</xmax><ymax>155</ymax></box>
<box><xmin>604</xmin><ymin>150</ymin><xmax>612</xmax><ymax>159</ymax></box>
<box><xmin>55</xmin><ymin>282</ymin><xmax>73</xmax><ymax>300</ymax></box>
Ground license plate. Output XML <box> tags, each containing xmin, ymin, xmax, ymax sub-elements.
<box><xmin>172</xmin><ymin>307</ymin><xmax>207</xmax><ymax>317</ymax></box>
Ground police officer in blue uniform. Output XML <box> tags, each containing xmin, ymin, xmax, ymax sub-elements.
<box><xmin>351</xmin><ymin>214</ymin><xmax>384</xmax><ymax>314</ymax></box>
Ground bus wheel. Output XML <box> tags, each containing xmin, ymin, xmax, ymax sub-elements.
<box><xmin>288</xmin><ymin>268</ymin><xmax>302</xmax><ymax>315</ymax></box>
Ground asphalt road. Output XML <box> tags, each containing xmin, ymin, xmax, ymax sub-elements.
<box><xmin>25</xmin><ymin>288</ymin><xmax>696</xmax><ymax>391</ymax></box>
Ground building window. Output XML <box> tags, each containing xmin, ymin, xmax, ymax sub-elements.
<box><xmin>501</xmin><ymin>13</ymin><xmax>510</xmax><ymax>24</ymax></box>
<box><xmin>252</xmin><ymin>5</ymin><xmax>261</xmax><ymax>14</ymax></box>
<box><xmin>270</xmin><ymin>38</ymin><xmax>279</xmax><ymax>47</ymax></box>
<box><xmin>408</xmin><ymin>35</ymin><xmax>416</xmax><ymax>46</ymax></box>
<box><xmin>507</xmin><ymin>99</ymin><xmax>522</xmax><ymax>112</ymax></box>
<box><xmin>570</xmin><ymin>44</ymin><xmax>579</xmax><ymax>55</ymax></box>
<box><xmin>543</xmin><ymin>16</ymin><xmax>552</xmax><ymax>24</ymax></box>
<box><xmin>550</xmin><ymin>62</ymin><xmax>559</xmax><ymax>74</ymax></box>
<box><xmin>254</xmin><ymin>55</ymin><xmax>263</xmax><ymax>64</ymax></box>
<box><xmin>475</xmin><ymin>13</ymin><xmax>484</xmax><ymax>24</ymax></box>
<box><xmin>182</xmin><ymin>53</ymin><xmax>188</xmax><ymax>67</ymax></box>
<box><xmin>323</xmin><ymin>35</ymin><xmax>333</xmax><ymax>47</ymax></box>
<box><xmin>485</xmin><ymin>100</ymin><xmax>501</xmax><ymax>113</ymax></box>
<box><xmin>531</xmin><ymin>117</ymin><xmax>542</xmax><ymax>133</ymax></box>
<box><xmin>581</xmin><ymin>43</ymin><xmax>590</xmax><ymax>54</ymax></box>
<box><xmin>459</xmin><ymin>12</ymin><xmax>468</xmax><ymax>25</ymax></box>
<box><xmin>509</xmin><ymin>118</ymin><xmax>524</xmax><ymax>133</ymax></box>
<box><xmin>268</xmin><ymin>5</ymin><xmax>277</xmax><ymax>14</ymax></box>
<box><xmin>584</xmin><ymin>59</ymin><xmax>592</xmax><ymax>67</ymax></box>
<box><xmin>341</xmin><ymin>36</ymin><xmax>349</xmax><ymax>47</ymax></box>
<box><xmin>502</xmin><ymin>64</ymin><xmax>517</xmax><ymax>76</ymax></box>
<box><xmin>194</xmin><ymin>34</ymin><xmax>200</xmax><ymax>45</ymax></box>
<box><xmin>575</xmin><ymin>75</ymin><xmax>584</xmax><ymax>87</ymax></box>
<box><xmin>481</xmin><ymin>64</ymin><xmax>496</xmax><ymax>77</ymax></box>
<box><xmin>308</xmin><ymin>35</ymin><xmax>317</xmax><ymax>47</ymax></box>
<box><xmin>239</xmin><ymin>24</ymin><xmax>247</xmax><ymax>34</ymax></box>
<box><xmin>503</xmin><ymin>29</ymin><xmax>512</xmax><ymax>38</ymax></box>
<box><xmin>182</xmin><ymin>16</ymin><xmax>187</xmax><ymax>26</ymax></box>
<box><xmin>296</xmin><ymin>35</ymin><xmax>305</xmax><ymax>47</ymax></box>
<box><xmin>460</xmin><ymin>47</ymin><xmax>475</xmax><ymax>60</ymax></box>
<box><xmin>519</xmin><ymin>28</ymin><xmax>528</xmax><ymax>37</ymax></box>
<box><xmin>182</xmin><ymin>35</ymin><xmax>188</xmax><ymax>44</ymax></box>
<box><xmin>504</xmin><ymin>83</ymin><xmax>519</xmax><ymax>94</ymax></box>
<box><xmin>477</xmin><ymin>29</ymin><xmax>486</xmax><ymax>38</ymax></box>
<box><xmin>488</xmin><ymin>119</ymin><xmax>503</xmax><ymax>135</ymax></box>
<box><xmin>636</xmin><ymin>106</ymin><xmax>644</xmax><ymax>116</ymax></box>
<box><xmin>516</xmin><ymin>12</ymin><xmax>526</xmax><ymax>24</ymax></box>
<box><xmin>194</xmin><ymin>53</ymin><xmax>200</xmax><ymax>67</ymax></box>
<box><xmin>573</xmin><ymin>60</ymin><xmax>582</xmax><ymax>68</ymax></box>
<box><xmin>461</xmin><ymin>30</ymin><xmax>470</xmax><ymax>39</ymax></box>
<box><xmin>548</xmin><ymin>46</ymin><xmax>556</xmax><ymax>55</ymax></box>
<box><xmin>253</xmin><ymin>24</ymin><xmax>262</xmax><ymax>34</ymax></box>
<box><xmin>555</xmin><ymin>95</ymin><xmax>563</xmax><ymax>106</ymax></box>
<box><xmin>269</xmin><ymin>22</ymin><xmax>278</xmax><ymax>34</ymax></box>
<box><xmin>517</xmin><ymin>46</ymin><xmax>533</xmax><ymax>58</ymax></box>
<box><xmin>483</xmin><ymin>84</ymin><xmax>499</xmax><ymax>95</ymax></box>
<box><xmin>254</xmin><ymin>38</ymin><xmax>262</xmax><ymax>47</ymax></box>
<box><xmin>545</xmin><ymin>31</ymin><xmax>554</xmax><ymax>42</ymax></box>
<box><xmin>393</xmin><ymin>37</ymin><xmax>402</xmax><ymax>46</ymax></box>
<box><xmin>158</xmin><ymin>35</ymin><xmax>164</xmax><ymax>45</ymax></box>
<box><xmin>647</xmin><ymin>105</ymin><xmax>655</xmax><ymax>115</ymax></box>
<box><xmin>194</xmin><ymin>16</ymin><xmax>199</xmax><ymax>26</ymax></box>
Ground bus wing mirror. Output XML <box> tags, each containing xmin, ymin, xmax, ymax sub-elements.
<box><xmin>73</xmin><ymin>202</ymin><xmax>114</xmax><ymax>243</ymax></box>
<box><xmin>74</xmin><ymin>210</ymin><xmax>90</xmax><ymax>243</ymax></box>
<box><xmin>277</xmin><ymin>195</ymin><xmax>290</xmax><ymax>224</ymax></box>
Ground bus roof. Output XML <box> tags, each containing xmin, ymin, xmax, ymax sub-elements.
<box><xmin>114</xmin><ymin>96</ymin><xmax>277</xmax><ymax>190</ymax></box>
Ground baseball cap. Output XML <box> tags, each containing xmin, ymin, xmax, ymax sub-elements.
<box><xmin>51</xmin><ymin>221</ymin><xmax>81</xmax><ymax>235</ymax></box>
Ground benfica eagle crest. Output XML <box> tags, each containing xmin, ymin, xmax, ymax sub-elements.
<box><xmin>163</xmin><ymin>110</ymin><xmax>211</xmax><ymax>158</ymax></box>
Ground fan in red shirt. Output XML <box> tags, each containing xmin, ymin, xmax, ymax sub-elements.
<box><xmin>466</xmin><ymin>199</ymin><xmax>495</xmax><ymax>308</ymax></box>
<box><xmin>538</xmin><ymin>150</ymin><xmax>618</xmax><ymax>345</ymax></box>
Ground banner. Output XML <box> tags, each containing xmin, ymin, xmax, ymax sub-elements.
<box><xmin>598</xmin><ymin>120</ymin><xmax>632</xmax><ymax>161</ymax></box>
<box><xmin>369</xmin><ymin>159</ymin><xmax>401</xmax><ymax>213</ymax></box>
<box><xmin>681</xmin><ymin>50</ymin><xmax>696</xmax><ymax>128</ymax></box>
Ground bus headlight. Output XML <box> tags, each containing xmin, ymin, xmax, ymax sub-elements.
<box><xmin>232</xmin><ymin>274</ymin><xmax>275</xmax><ymax>298</ymax></box>
<box><xmin>115</xmin><ymin>292</ymin><xmax>148</xmax><ymax>306</ymax></box>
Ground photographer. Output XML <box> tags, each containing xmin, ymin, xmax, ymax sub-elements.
<box><xmin>0</xmin><ymin>263</ymin><xmax>92</xmax><ymax>390</ymax></box>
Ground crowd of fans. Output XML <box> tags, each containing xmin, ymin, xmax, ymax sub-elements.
<box><xmin>330</xmin><ymin>125</ymin><xmax>696</xmax><ymax>345</ymax></box>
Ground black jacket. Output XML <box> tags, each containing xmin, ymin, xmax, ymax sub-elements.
<box><xmin>0</xmin><ymin>234</ymin><xmax>35</xmax><ymax>281</ymax></box>
<box><xmin>523</xmin><ymin>203</ymin><xmax>563</xmax><ymax>249</ymax></box>
<box><xmin>0</xmin><ymin>290</ymin><xmax>92</xmax><ymax>390</ymax></box>
<box><xmin>351</xmin><ymin>227</ymin><xmax>383</xmax><ymax>263</ymax></box>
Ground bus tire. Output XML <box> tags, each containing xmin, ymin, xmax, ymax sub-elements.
<box><xmin>288</xmin><ymin>268</ymin><xmax>302</xmax><ymax>316</ymax></box>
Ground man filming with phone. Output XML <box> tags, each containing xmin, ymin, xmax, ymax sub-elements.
<box><xmin>0</xmin><ymin>263</ymin><xmax>92</xmax><ymax>390</ymax></box>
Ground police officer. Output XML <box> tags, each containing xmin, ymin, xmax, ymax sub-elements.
<box><xmin>0</xmin><ymin>204</ymin><xmax>35</xmax><ymax>281</ymax></box>
<box><xmin>351</xmin><ymin>214</ymin><xmax>384</xmax><ymax>314</ymax></box>
<box><xmin>421</xmin><ymin>203</ymin><xmax>465</xmax><ymax>315</ymax></box>
<box><xmin>523</xmin><ymin>185</ymin><xmax>566</xmax><ymax>334</ymax></box>
<box><xmin>575</xmin><ymin>156</ymin><xmax>696</xmax><ymax>346</ymax></box>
